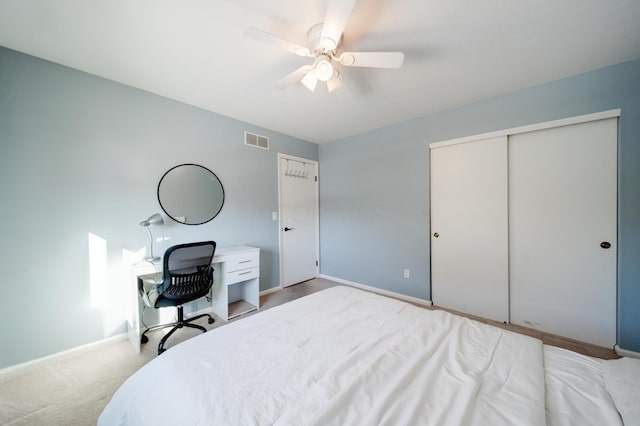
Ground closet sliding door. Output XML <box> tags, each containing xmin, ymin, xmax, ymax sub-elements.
<box><xmin>430</xmin><ymin>136</ymin><xmax>509</xmax><ymax>323</ymax></box>
<box><xmin>509</xmin><ymin>118</ymin><xmax>617</xmax><ymax>347</ymax></box>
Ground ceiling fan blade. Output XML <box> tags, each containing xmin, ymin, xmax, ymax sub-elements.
<box><xmin>338</xmin><ymin>52</ymin><xmax>404</xmax><ymax>69</ymax></box>
<box><xmin>321</xmin><ymin>0</ymin><xmax>358</xmax><ymax>50</ymax></box>
<box><xmin>273</xmin><ymin>65</ymin><xmax>314</xmax><ymax>89</ymax></box>
<box><xmin>244</xmin><ymin>26</ymin><xmax>311</xmax><ymax>57</ymax></box>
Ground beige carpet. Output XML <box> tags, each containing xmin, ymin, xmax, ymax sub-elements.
<box><xmin>0</xmin><ymin>278</ymin><xmax>337</xmax><ymax>426</ymax></box>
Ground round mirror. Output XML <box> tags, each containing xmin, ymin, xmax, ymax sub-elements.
<box><xmin>157</xmin><ymin>164</ymin><xmax>225</xmax><ymax>225</ymax></box>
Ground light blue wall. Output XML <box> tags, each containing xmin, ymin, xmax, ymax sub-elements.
<box><xmin>0</xmin><ymin>46</ymin><xmax>317</xmax><ymax>369</ymax></box>
<box><xmin>319</xmin><ymin>60</ymin><xmax>640</xmax><ymax>352</ymax></box>
<box><xmin>2</xmin><ymin>44</ymin><xmax>638</xmax><ymax>368</ymax></box>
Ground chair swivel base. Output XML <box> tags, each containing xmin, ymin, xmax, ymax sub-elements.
<box><xmin>141</xmin><ymin>306</ymin><xmax>215</xmax><ymax>355</ymax></box>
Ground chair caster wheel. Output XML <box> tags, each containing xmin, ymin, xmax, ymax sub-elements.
<box><xmin>141</xmin><ymin>335</ymin><xmax>149</xmax><ymax>344</ymax></box>
<box><xmin>208</xmin><ymin>317</ymin><xmax>215</xmax><ymax>324</ymax></box>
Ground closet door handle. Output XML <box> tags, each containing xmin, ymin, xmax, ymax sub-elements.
<box><xmin>284</xmin><ymin>227</ymin><xmax>294</xmax><ymax>232</ymax></box>
<box><xmin>433</xmin><ymin>232</ymin><xmax>439</xmax><ymax>238</ymax></box>
<box><xmin>600</xmin><ymin>241</ymin><xmax>611</xmax><ymax>249</ymax></box>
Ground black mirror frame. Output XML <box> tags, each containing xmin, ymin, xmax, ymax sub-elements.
<box><xmin>157</xmin><ymin>163</ymin><xmax>225</xmax><ymax>226</ymax></box>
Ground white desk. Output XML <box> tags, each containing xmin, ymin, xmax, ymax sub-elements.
<box><xmin>129</xmin><ymin>245</ymin><xmax>260</xmax><ymax>353</ymax></box>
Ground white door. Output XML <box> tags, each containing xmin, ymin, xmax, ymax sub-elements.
<box><xmin>430</xmin><ymin>136</ymin><xmax>509</xmax><ymax>322</ymax></box>
<box><xmin>509</xmin><ymin>118</ymin><xmax>617</xmax><ymax>347</ymax></box>
<box><xmin>279</xmin><ymin>154</ymin><xmax>319</xmax><ymax>287</ymax></box>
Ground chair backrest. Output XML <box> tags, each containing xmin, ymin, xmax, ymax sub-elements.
<box><xmin>157</xmin><ymin>241</ymin><xmax>217</xmax><ymax>305</ymax></box>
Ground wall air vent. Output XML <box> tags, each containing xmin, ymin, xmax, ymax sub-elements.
<box><xmin>244</xmin><ymin>131</ymin><xmax>270</xmax><ymax>150</ymax></box>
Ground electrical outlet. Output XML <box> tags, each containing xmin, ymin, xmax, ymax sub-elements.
<box><xmin>403</xmin><ymin>269</ymin><xmax>410</xmax><ymax>279</ymax></box>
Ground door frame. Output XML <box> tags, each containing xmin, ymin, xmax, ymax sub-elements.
<box><xmin>429</xmin><ymin>109</ymin><xmax>620</xmax><ymax>149</ymax></box>
<box><xmin>277</xmin><ymin>152</ymin><xmax>320</xmax><ymax>288</ymax></box>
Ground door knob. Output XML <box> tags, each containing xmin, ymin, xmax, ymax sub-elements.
<box><xmin>600</xmin><ymin>241</ymin><xmax>611</xmax><ymax>249</ymax></box>
<box><xmin>284</xmin><ymin>227</ymin><xmax>294</xmax><ymax>232</ymax></box>
<box><xmin>433</xmin><ymin>232</ymin><xmax>439</xmax><ymax>238</ymax></box>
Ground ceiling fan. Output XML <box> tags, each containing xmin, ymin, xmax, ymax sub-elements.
<box><xmin>244</xmin><ymin>0</ymin><xmax>404</xmax><ymax>93</ymax></box>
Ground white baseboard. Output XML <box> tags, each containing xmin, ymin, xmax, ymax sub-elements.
<box><xmin>0</xmin><ymin>333</ymin><xmax>128</xmax><ymax>377</ymax></box>
<box><xmin>614</xmin><ymin>344</ymin><xmax>640</xmax><ymax>359</ymax></box>
<box><xmin>319</xmin><ymin>274</ymin><xmax>433</xmax><ymax>307</ymax></box>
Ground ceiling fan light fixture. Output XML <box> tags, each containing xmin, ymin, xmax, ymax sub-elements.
<box><xmin>315</xmin><ymin>58</ymin><xmax>334</xmax><ymax>82</ymax></box>
<box><xmin>320</xmin><ymin>37</ymin><xmax>337</xmax><ymax>50</ymax></box>
<box><xmin>301</xmin><ymin>70</ymin><xmax>318</xmax><ymax>91</ymax></box>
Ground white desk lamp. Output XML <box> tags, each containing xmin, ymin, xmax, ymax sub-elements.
<box><xmin>139</xmin><ymin>213</ymin><xmax>164</xmax><ymax>261</ymax></box>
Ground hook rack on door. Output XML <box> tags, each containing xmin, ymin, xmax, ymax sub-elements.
<box><xmin>284</xmin><ymin>159</ymin><xmax>310</xmax><ymax>179</ymax></box>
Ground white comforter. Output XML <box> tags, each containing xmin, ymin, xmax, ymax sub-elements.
<box><xmin>544</xmin><ymin>346</ymin><xmax>622</xmax><ymax>426</ymax></box>
<box><xmin>100</xmin><ymin>286</ymin><xmax>546</xmax><ymax>425</ymax></box>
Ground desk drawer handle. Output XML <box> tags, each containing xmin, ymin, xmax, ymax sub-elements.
<box><xmin>238</xmin><ymin>260</ymin><xmax>252</xmax><ymax>264</ymax></box>
<box><xmin>238</xmin><ymin>271</ymin><xmax>252</xmax><ymax>275</ymax></box>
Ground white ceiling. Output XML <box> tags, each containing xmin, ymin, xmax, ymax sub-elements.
<box><xmin>1</xmin><ymin>0</ymin><xmax>639</xmax><ymax>144</ymax></box>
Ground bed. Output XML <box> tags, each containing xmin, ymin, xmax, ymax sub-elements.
<box><xmin>99</xmin><ymin>286</ymin><xmax>638</xmax><ymax>425</ymax></box>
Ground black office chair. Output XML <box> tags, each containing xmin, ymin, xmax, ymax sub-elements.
<box><xmin>141</xmin><ymin>241</ymin><xmax>217</xmax><ymax>354</ymax></box>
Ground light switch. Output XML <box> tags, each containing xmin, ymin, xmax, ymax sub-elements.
<box><xmin>272</xmin><ymin>212</ymin><xmax>278</xmax><ymax>221</ymax></box>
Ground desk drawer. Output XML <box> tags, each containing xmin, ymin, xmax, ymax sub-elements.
<box><xmin>225</xmin><ymin>266</ymin><xmax>259</xmax><ymax>285</ymax></box>
<box><xmin>224</xmin><ymin>252</ymin><xmax>259</xmax><ymax>272</ymax></box>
